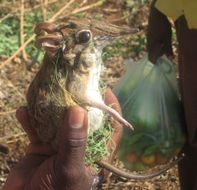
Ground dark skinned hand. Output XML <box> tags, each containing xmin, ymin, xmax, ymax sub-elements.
<box><xmin>3</xmin><ymin>89</ymin><xmax>122</xmax><ymax>190</ymax></box>
<box><xmin>147</xmin><ymin>0</ymin><xmax>174</xmax><ymax>63</ymax></box>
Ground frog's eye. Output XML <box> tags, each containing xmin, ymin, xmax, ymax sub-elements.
<box><xmin>76</xmin><ymin>30</ymin><xmax>92</xmax><ymax>44</ymax></box>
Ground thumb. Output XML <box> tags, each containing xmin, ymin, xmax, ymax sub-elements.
<box><xmin>104</xmin><ymin>88</ymin><xmax>121</xmax><ymax>114</ymax></box>
<box><xmin>57</xmin><ymin>106</ymin><xmax>88</xmax><ymax>169</ymax></box>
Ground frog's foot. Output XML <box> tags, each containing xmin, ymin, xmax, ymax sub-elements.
<box><xmin>34</xmin><ymin>22</ymin><xmax>66</xmax><ymax>57</ymax></box>
<box><xmin>34</xmin><ymin>22</ymin><xmax>70</xmax><ymax>35</ymax></box>
<box><xmin>35</xmin><ymin>22</ymin><xmax>59</xmax><ymax>35</ymax></box>
<box><xmin>81</xmin><ymin>97</ymin><xmax>134</xmax><ymax>130</ymax></box>
<box><xmin>35</xmin><ymin>34</ymin><xmax>62</xmax><ymax>48</ymax></box>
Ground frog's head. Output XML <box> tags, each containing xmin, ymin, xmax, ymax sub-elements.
<box><xmin>35</xmin><ymin>18</ymin><xmax>138</xmax><ymax>72</ymax></box>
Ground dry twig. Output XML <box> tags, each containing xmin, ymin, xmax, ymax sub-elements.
<box><xmin>80</xmin><ymin>0</ymin><xmax>88</xmax><ymax>6</ymax></box>
<box><xmin>40</xmin><ymin>0</ymin><xmax>48</xmax><ymax>21</ymax></box>
<box><xmin>49</xmin><ymin>0</ymin><xmax>76</xmax><ymax>22</ymax></box>
<box><xmin>0</xmin><ymin>13</ymin><xmax>13</xmax><ymax>23</ymax></box>
<box><xmin>0</xmin><ymin>110</ymin><xmax>16</xmax><ymax>116</ymax></box>
<box><xmin>25</xmin><ymin>0</ymin><xmax>57</xmax><ymax>12</ymax></box>
<box><xmin>0</xmin><ymin>132</ymin><xmax>26</xmax><ymax>144</ymax></box>
<box><xmin>2</xmin><ymin>75</ymin><xmax>26</xmax><ymax>100</ymax></box>
<box><xmin>20</xmin><ymin>0</ymin><xmax>27</xmax><ymax>60</ymax></box>
<box><xmin>67</xmin><ymin>0</ymin><xmax>105</xmax><ymax>16</ymax></box>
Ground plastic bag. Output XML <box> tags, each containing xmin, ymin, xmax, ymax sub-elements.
<box><xmin>114</xmin><ymin>54</ymin><xmax>186</xmax><ymax>171</ymax></box>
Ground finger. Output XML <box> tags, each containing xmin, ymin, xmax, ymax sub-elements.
<box><xmin>104</xmin><ymin>88</ymin><xmax>122</xmax><ymax>114</ymax></box>
<box><xmin>26</xmin><ymin>143</ymin><xmax>55</xmax><ymax>156</ymax></box>
<box><xmin>148</xmin><ymin>43</ymin><xmax>163</xmax><ymax>63</ymax></box>
<box><xmin>103</xmin><ymin>89</ymin><xmax>123</xmax><ymax>162</ymax></box>
<box><xmin>57</xmin><ymin>106</ymin><xmax>88</xmax><ymax>169</ymax></box>
<box><xmin>16</xmin><ymin>107</ymin><xmax>40</xmax><ymax>143</ymax></box>
<box><xmin>163</xmin><ymin>39</ymin><xmax>174</xmax><ymax>58</ymax></box>
<box><xmin>147</xmin><ymin>5</ymin><xmax>173</xmax><ymax>63</ymax></box>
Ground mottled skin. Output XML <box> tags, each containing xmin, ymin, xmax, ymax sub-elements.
<box><xmin>27</xmin><ymin>54</ymin><xmax>70</xmax><ymax>145</ymax></box>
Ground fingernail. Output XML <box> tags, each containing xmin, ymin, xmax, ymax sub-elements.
<box><xmin>68</xmin><ymin>107</ymin><xmax>85</xmax><ymax>129</ymax></box>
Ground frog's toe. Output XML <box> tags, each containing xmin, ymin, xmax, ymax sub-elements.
<box><xmin>34</xmin><ymin>22</ymin><xmax>58</xmax><ymax>35</ymax></box>
<box><xmin>35</xmin><ymin>34</ymin><xmax>62</xmax><ymax>48</ymax></box>
<box><xmin>123</xmin><ymin>120</ymin><xmax>134</xmax><ymax>131</ymax></box>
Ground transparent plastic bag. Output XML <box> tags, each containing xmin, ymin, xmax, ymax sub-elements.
<box><xmin>114</xmin><ymin>54</ymin><xmax>186</xmax><ymax>171</ymax></box>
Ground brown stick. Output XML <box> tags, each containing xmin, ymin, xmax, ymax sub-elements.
<box><xmin>0</xmin><ymin>13</ymin><xmax>13</xmax><ymax>23</ymax></box>
<box><xmin>40</xmin><ymin>0</ymin><xmax>48</xmax><ymax>21</ymax></box>
<box><xmin>72</xmin><ymin>0</ymin><xmax>105</xmax><ymax>14</ymax></box>
<box><xmin>80</xmin><ymin>0</ymin><xmax>88</xmax><ymax>6</ymax></box>
<box><xmin>49</xmin><ymin>0</ymin><xmax>76</xmax><ymax>22</ymax></box>
<box><xmin>45</xmin><ymin>0</ymin><xmax>49</xmax><ymax>19</ymax></box>
<box><xmin>20</xmin><ymin>0</ymin><xmax>27</xmax><ymax>60</ymax></box>
<box><xmin>25</xmin><ymin>0</ymin><xmax>57</xmax><ymax>12</ymax></box>
<box><xmin>40</xmin><ymin>0</ymin><xmax>45</xmax><ymax>21</ymax></box>
<box><xmin>4</xmin><ymin>75</ymin><xmax>26</xmax><ymax>100</ymax></box>
<box><xmin>63</xmin><ymin>0</ymin><xmax>105</xmax><ymax>17</ymax></box>
<box><xmin>0</xmin><ymin>110</ymin><xmax>16</xmax><ymax>116</ymax></box>
<box><xmin>0</xmin><ymin>132</ymin><xmax>26</xmax><ymax>144</ymax></box>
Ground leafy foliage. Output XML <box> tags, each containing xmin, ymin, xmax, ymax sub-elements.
<box><xmin>0</xmin><ymin>18</ymin><xmax>20</xmax><ymax>56</ymax></box>
<box><xmin>0</xmin><ymin>12</ymin><xmax>43</xmax><ymax>60</ymax></box>
<box><xmin>103</xmin><ymin>34</ymin><xmax>146</xmax><ymax>61</ymax></box>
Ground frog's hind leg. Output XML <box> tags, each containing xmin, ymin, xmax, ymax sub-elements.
<box><xmin>82</xmin><ymin>97</ymin><xmax>134</xmax><ymax>130</ymax></box>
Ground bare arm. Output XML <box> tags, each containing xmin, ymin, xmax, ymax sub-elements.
<box><xmin>147</xmin><ymin>0</ymin><xmax>173</xmax><ymax>63</ymax></box>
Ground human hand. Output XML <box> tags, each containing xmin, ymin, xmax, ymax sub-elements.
<box><xmin>147</xmin><ymin>0</ymin><xmax>174</xmax><ymax>64</ymax></box>
<box><xmin>3</xmin><ymin>89</ymin><xmax>122</xmax><ymax>190</ymax></box>
<box><xmin>3</xmin><ymin>106</ymin><xmax>97</xmax><ymax>190</ymax></box>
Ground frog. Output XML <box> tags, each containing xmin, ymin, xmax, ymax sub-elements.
<box><xmin>27</xmin><ymin>18</ymin><xmax>134</xmax><ymax>148</ymax></box>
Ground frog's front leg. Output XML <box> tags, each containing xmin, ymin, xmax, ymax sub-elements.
<box><xmin>88</xmin><ymin>98</ymin><xmax>134</xmax><ymax>130</ymax></box>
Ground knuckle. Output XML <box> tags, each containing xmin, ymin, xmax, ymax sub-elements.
<box><xmin>67</xmin><ymin>138</ymin><xmax>86</xmax><ymax>147</ymax></box>
<box><xmin>61</xmin><ymin>167</ymin><xmax>84</xmax><ymax>182</ymax></box>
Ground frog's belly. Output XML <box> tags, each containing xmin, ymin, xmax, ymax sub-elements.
<box><xmin>87</xmin><ymin>90</ymin><xmax>104</xmax><ymax>133</ymax></box>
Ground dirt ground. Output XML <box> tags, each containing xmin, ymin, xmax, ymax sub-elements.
<box><xmin>0</xmin><ymin>0</ymin><xmax>180</xmax><ymax>189</ymax></box>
